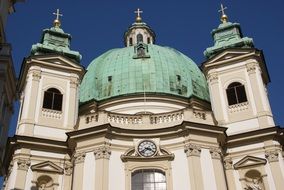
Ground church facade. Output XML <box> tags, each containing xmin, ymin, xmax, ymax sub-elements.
<box><xmin>2</xmin><ymin>7</ymin><xmax>284</xmax><ymax>190</ymax></box>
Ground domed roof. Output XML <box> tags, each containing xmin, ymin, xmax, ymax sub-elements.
<box><xmin>80</xmin><ymin>44</ymin><xmax>210</xmax><ymax>104</ymax></box>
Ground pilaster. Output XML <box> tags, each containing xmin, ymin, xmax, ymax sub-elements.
<box><xmin>14</xmin><ymin>158</ymin><xmax>31</xmax><ymax>189</ymax></box>
<box><xmin>209</xmin><ymin>148</ymin><xmax>227</xmax><ymax>190</ymax></box>
<box><xmin>72</xmin><ymin>152</ymin><xmax>85</xmax><ymax>190</ymax></box>
<box><xmin>184</xmin><ymin>143</ymin><xmax>204</xmax><ymax>190</ymax></box>
<box><xmin>265</xmin><ymin>150</ymin><xmax>284</xmax><ymax>189</ymax></box>
<box><xmin>63</xmin><ymin>160</ymin><xmax>73</xmax><ymax>190</ymax></box>
<box><xmin>94</xmin><ymin>145</ymin><xmax>111</xmax><ymax>190</ymax></box>
<box><xmin>223</xmin><ymin>158</ymin><xmax>236</xmax><ymax>190</ymax></box>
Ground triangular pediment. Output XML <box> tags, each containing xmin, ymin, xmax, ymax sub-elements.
<box><xmin>205</xmin><ymin>49</ymin><xmax>255</xmax><ymax>66</ymax></box>
<box><xmin>31</xmin><ymin>161</ymin><xmax>64</xmax><ymax>174</ymax></box>
<box><xmin>234</xmin><ymin>156</ymin><xmax>267</xmax><ymax>169</ymax></box>
<box><xmin>31</xmin><ymin>55</ymin><xmax>83</xmax><ymax>70</ymax></box>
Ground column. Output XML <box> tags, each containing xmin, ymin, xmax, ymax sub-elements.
<box><xmin>72</xmin><ymin>152</ymin><xmax>86</xmax><ymax>190</ymax></box>
<box><xmin>265</xmin><ymin>150</ymin><xmax>284</xmax><ymax>190</ymax></box>
<box><xmin>209</xmin><ymin>148</ymin><xmax>227</xmax><ymax>190</ymax></box>
<box><xmin>63</xmin><ymin>160</ymin><xmax>73</xmax><ymax>190</ymax></box>
<box><xmin>94</xmin><ymin>145</ymin><xmax>111</xmax><ymax>190</ymax></box>
<box><xmin>14</xmin><ymin>158</ymin><xmax>30</xmax><ymax>189</ymax></box>
<box><xmin>184</xmin><ymin>144</ymin><xmax>204</xmax><ymax>190</ymax></box>
<box><xmin>65</xmin><ymin>77</ymin><xmax>79</xmax><ymax>129</ymax></box>
<box><xmin>223</xmin><ymin>158</ymin><xmax>236</xmax><ymax>190</ymax></box>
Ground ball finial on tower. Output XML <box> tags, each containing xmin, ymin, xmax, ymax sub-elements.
<box><xmin>218</xmin><ymin>4</ymin><xmax>228</xmax><ymax>23</ymax></box>
<box><xmin>134</xmin><ymin>8</ymin><xmax>143</xmax><ymax>22</ymax></box>
<box><xmin>53</xmin><ymin>9</ymin><xmax>63</xmax><ymax>27</ymax></box>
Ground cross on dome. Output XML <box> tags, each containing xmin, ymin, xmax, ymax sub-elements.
<box><xmin>53</xmin><ymin>9</ymin><xmax>63</xmax><ymax>27</ymax></box>
<box><xmin>218</xmin><ymin>4</ymin><xmax>228</xmax><ymax>23</ymax></box>
<box><xmin>134</xmin><ymin>8</ymin><xmax>143</xmax><ymax>22</ymax></box>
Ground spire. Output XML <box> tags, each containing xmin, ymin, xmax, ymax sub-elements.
<box><xmin>203</xmin><ymin>5</ymin><xmax>254</xmax><ymax>58</ymax></box>
<box><xmin>218</xmin><ymin>4</ymin><xmax>228</xmax><ymax>23</ymax></box>
<box><xmin>30</xmin><ymin>9</ymin><xmax>82</xmax><ymax>62</ymax></box>
<box><xmin>53</xmin><ymin>9</ymin><xmax>63</xmax><ymax>27</ymax></box>
<box><xmin>134</xmin><ymin>8</ymin><xmax>143</xmax><ymax>22</ymax></box>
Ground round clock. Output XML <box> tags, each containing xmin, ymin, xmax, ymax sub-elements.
<box><xmin>138</xmin><ymin>140</ymin><xmax>157</xmax><ymax>157</ymax></box>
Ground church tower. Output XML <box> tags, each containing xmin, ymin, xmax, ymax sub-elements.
<box><xmin>16</xmin><ymin>10</ymin><xmax>84</xmax><ymax>141</ymax></box>
<box><xmin>202</xmin><ymin>5</ymin><xmax>274</xmax><ymax>135</ymax></box>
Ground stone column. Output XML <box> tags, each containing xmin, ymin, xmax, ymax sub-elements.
<box><xmin>184</xmin><ymin>144</ymin><xmax>204</xmax><ymax>190</ymax></box>
<box><xmin>223</xmin><ymin>158</ymin><xmax>236</xmax><ymax>190</ymax></box>
<box><xmin>72</xmin><ymin>152</ymin><xmax>86</xmax><ymax>190</ymax></box>
<box><xmin>265</xmin><ymin>150</ymin><xmax>284</xmax><ymax>189</ymax></box>
<box><xmin>65</xmin><ymin>77</ymin><xmax>79</xmax><ymax>129</ymax></box>
<box><xmin>14</xmin><ymin>158</ymin><xmax>31</xmax><ymax>189</ymax></box>
<box><xmin>63</xmin><ymin>160</ymin><xmax>73</xmax><ymax>190</ymax></box>
<box><xmin>94</xmin><ymin>146</ymin><xmax>111</xmax><ymax>190</ymax></box>
<box><xmin>209</xmin><ymin>148</ymin><xmax>227</xmax><ymax>190</ymax></box>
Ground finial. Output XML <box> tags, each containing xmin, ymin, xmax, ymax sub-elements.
<box><xmin>134</xmin><ymin>8</ymin><xmax>143</xmax><ymax>22</ymax></box>
<box><xmin>218</xmin><ymin>4</ymin><xmax>228</xmax><ymax>23</ymax></box>
<box><xmin>53</xmin><ymin>9</ymin><xmax>63</xmax><ymax>27</ymax></box>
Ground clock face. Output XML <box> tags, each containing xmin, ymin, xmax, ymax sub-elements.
<box><xmin>138</xmin><ymin>140</ymin><xmax>157</xmax><ymax>157</ymax></box>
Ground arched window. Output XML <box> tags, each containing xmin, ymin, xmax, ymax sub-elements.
<box><xmin>37</xmin><ymin>175</ymin><xmax>54</xmax><ymax>190</ymax></box>
<box><xmin>132</xmin><ymin>169</ymin><xmax>166</xmax><ymax>190</ymax></box>
<box><xmin>137</xmin><ymin>34</ymin><xmax>143</xmax><ymax>43</ymax></box>
<box><xmin>43</xmin><ymin>88</ymin><xmax>63</xmax><ymax>111</ymax></box>
<box><xmin>226</xmin><ymin>82</ymin><xmax>247</xmax><ymax>106</ymax></box>
<box><xmin>129</xmin><ymin>38</ymin><xmax>133</xmax><ymax>46</ymax></box>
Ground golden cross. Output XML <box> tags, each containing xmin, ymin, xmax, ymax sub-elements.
<box><xmin>53</xmin><ymin>9</ymin><xmax>63</xmax><ymax>21</ymax></box>
<box><xmin>218</xmin><ymin>4</ymin><xmax>228</xmax><ymax>23</ymax></box>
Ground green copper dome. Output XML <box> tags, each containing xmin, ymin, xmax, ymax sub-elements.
<box><xmin>80</xmin><ymin>44</ymin><xmax>209</xmax><ymax>103</ymax></box>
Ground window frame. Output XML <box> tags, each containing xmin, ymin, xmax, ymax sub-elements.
<box><xmin>226</xmin><ymin>82</ymin><xmax>248</xmax><ymax>106</ymax></box>
<box><xmin>42</xmin><ymin>88</ymin><xmax>63</xmax><ymax>111</ymax></box>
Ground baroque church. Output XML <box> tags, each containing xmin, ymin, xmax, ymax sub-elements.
<box><xmin>2</xmin><ymin>6</ymin><xmax>284</xmax><ymax>190</ymax></box>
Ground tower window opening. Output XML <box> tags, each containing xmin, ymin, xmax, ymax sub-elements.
<box><xmin>129</xmin><ymin>38</ymin><xmax>133</xmax><ymax>46</ymax></box>
<box><xmin>108</xmin><ymin>76</ymin><xmax>112</xmax><ymax>82</ymax></box>
<box><xmin>132</xmin><ymin>169</ymin><xmax>166</xmax><ymax>190</ymax></box>
<box><xmin>147</xmin><ymin>37</ymin><xmax>151</xmax><ymax>44</ymax></box>
<box><xmin>43</xmin><ymin>88</ymin><xmax>63</xmax><ymax>111</ymax></box>
<box><xmin>137</xmin><ymin>33</ymin><xmax>143</xmax><ymax>43</ymax></box>
<box><xmin>226</xmin><ymin>82</ymin><xmax>247</xmax><ymax>106</ymax></box>
<box><xmin>176</xmin><ymin>75</ymin><xmax>181</xmax><ymax>81</ymax></box>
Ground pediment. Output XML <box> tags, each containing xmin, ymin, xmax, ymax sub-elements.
<box><xmin>31</xmin><ymin>161</ymin><xmax>64</xmax><ymax>174</ymax></box>
<box><xmin>205</xmin><ymin>48</ymin><xmax>256</xmax><ymax>66</ymax></box>
<box><xmin>234</xmin><ymin>156</ymin><xmax>267</xmax><ymax>169</ymax></box>
<box><xmin>30</xmin><ymin>54</ymin><xmax>83</xmax><ymax>70</ymax></box>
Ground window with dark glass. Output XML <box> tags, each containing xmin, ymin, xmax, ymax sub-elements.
<box><xmin>132</xmin><ymin>169</ymin><xmax>166</xmax><ymax>190</ymax></box>
<box><xmin>129</xmin><ymin>38</ymin><xmax>133</xmax><ymax>46</ymax></box>
<box><xmin>43</xmin><ymin>88</ymin><xmax>63</xmax><ymax>111</ymax></box>
<box><xmin>147</xmin><ymin>37</ymin><xmax>151</xmax><ymax>44</ymax></box>
<box><xmin>226</xmin><ymin>82</ymin><xmax>247</xmax><ymax>106</ymax></box>
<box><xmin>137</xmin><ymin>34</ymin><xmax>143</xmax><ymax>43</ymax></box>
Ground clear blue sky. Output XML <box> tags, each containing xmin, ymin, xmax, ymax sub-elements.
<box><xmin>5</xmin><ymin>0</ymin><xmax>284</xmax><ymax>136</ymax></box>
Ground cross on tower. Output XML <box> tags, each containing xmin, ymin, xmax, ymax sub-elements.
<box><xmin>53</xmin><ymin>9</ymin><xmax>63</xmax><ymax>20</ymax></box>
<box><xmin>218</xmin><ymin>4</ymin><xmax>227</xmax><ymax>16</ymax></box>
<box><xmin>135</xmin><ymin>8</ymin><xmax>143</xmax><ymax>18</ymax></box>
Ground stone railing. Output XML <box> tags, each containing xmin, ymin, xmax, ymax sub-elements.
<box><xmin>107</xmin><ymin>113</ymin><xmax>143</xmax><ymax>124</ymax></box>
<box><xmin>85</xmin><ymin>114</ymin><xmax>98</xmax><ymax>124</ymax></box>
<box><xmin>42</xmin><ymin>108</ymin><xmax>62</xmax><ymax>119</ymax></box>
<box><xmin>150</xmin><ymin>111</ymin><xmax>184</xmax><ymax>124</ymax></box>
<box><xmin>228</xmin><ymin>102</ymin><xmax>249</xmax><ymax>113</ymax></box>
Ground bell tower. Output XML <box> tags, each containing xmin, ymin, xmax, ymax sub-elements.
<box><xmin>202</xmin><ymin>5</ymin><xmax>274</xmax><ymax>135</ymax></box>
<box><xmin>16</xmin><ymin>10</ymin><xmax>84</xmax><ymax>140</ymax></box>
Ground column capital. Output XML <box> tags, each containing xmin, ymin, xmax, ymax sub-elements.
<box><xmin>73</xmin><ymin>152</ymin><xmax>86</xmax><ymax>164</ymax></box>
<box><xmin>17</xmin><ymin>158</ymin><xmax>31</xmax><ymax>171</ymax></box>
<box><xmin>64</xmin><ymin>161</ymin><xmax>73</xmax><ymax>176</ymax></box>
<box><xmin>94</xmin><ymin>146</ymin><xmax>111</xmax><ymax>160</ymax></box>
<box><xmin>246</xmin><ymin>62</ymin><xmax>259</xmax><ymax>75</ymax></box>
<box><xmin>207</xmin><ymin>72</ymin><xmax>218</xmax><ymax>84</ymax></box>
<box><xmin>184</xmin><ymin>143</ymin><xmax>201</xmax><ymax>157</ymax></box>
<box><xmin>70</xmin><ymin>77</ymin><xmax>79</xmax><ymax>88</ymax></box>
<box><xmin>265</xmin><ymin>150</ymin><xmax>279</xmax><ymax>163</ymax></box>
<box><xmin>223</xmin><ymin>157</ymin><xmax>233</xmax><ymax>170</ymax></box>
<box><xmin>210</xmin><ymin>148</ymin><xmax>222</xmax><ymax>160</ymax></box>
<box><xmin>31</xmin><ymin>70</ymin><xmax>41</xmax><ymax>81</ymax></box>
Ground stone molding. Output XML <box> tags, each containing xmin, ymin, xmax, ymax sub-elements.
<box><xmin>73</xmin><ymin>152</ymin><xmax>86</xmax><ymax>164</ymax></box>
<box><xmin>64</xmin><ymin>161</ymin><xmax>73</xmax><ymax>176</ymax></box>
<box><xmin>210</xmin><ymin>148</ymin><xmax>222</xmax><ymax>160</ymax></box>
<box><xmin>223</xmin><ymin>158</ymin><xmax>233</xmax><ymax>170</ymax></box>
<box><xmin>31</xmin><ymin>71</ymin><xmax>41</xmax><ymax>81</ymax></box>
<box><xmin>94</xmin><ymin>146</ymin><xmax>111</xmax><ymax>160</ymax></box>
<box><xmin>184</xmin><ymin>143</ymin><xmax>201</xmax><ymax>157</ymax></box>
<box><xmin>265</xmin><ymin>150</ymin><xmax>279</xmax><ymax>163</ymax></box>
<box><xmin>17</xmin><ymin>158</ymin><xmax>31</xmax><ymax>171</ymax></box>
